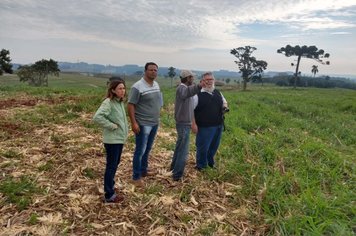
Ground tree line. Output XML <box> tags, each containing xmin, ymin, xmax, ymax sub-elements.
<box><xmin>1</xmin><ymin>45</ymin><xmax>354</xmax><ymax>90</ymax></box>
<box><xmin>266</xmin><ymin>74</ymin><xmax>356</xmax><ymax>90</ymax></box>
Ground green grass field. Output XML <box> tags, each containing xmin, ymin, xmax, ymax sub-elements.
<box><xmin>0</xmin><ymin>72</ymin><xmax>180</xmax><ymax>89</ymax></box>
<box><xmin>0</xmin><ymin>73</ymin><xmax>355</xmax><ymax>235</ymax></box>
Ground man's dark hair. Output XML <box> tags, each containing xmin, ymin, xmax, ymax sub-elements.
<box><xmin>180</xmin><ymin>75</ymin><xmax>192</xmax><ymax>84</ymax></box>
<box><xmin>145</xmin><ymin>62</ymin><xmax>158</xmax><ymax>71</ymax></box>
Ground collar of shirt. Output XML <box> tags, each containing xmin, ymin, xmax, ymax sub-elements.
<box><xmin>201</xmin><ymin>88</ymin><xmax>214</xmax><ymax>94</ymax></box>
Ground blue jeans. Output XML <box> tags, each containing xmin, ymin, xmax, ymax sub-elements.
<box><xmin>195</xmin><ymin>125</ymin><xmax>223</xmax><ymax>169</ymax></box>
<box><xmin>170</xmin><ymin>124</ymin><xmax>191</xmax><ymax>180</ymax></box>
<box><xmin>132</xmin><ymin>124</ymin><xmax>158</xmax><ymax>180</ymax></box>
<box><xmin>104</xmin><ymin>143</ymin><xmax>123</xmax><ymax>200</ymax></box>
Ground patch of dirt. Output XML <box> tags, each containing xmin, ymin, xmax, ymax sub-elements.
<box><xmin>0</xmin><ymin>96</ymin><xmax>80</xmax><ymax>109</ymax></box>
<box><xmin>0</xmin><ymin>121</ymin><xmax>21</xmax><ymax>135</ymax></box>
<box><xmin>0</xmin><ymin>98</ymin><xmax>37</xmax><ymax>109</ymax></box>
<box><xmin>0</xmin><ymin>102</ymin><xmax>265</xmax><ymax>235</ymax></box>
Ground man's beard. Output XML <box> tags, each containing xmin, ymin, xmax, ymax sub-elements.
<box><xmin>203</xmin><ymin>84</ymin><xmax>215</xmax><ymax>93</ymax></box>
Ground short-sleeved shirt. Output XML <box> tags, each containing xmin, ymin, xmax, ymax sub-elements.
<box><xmin>128</xmin><ymin>78</ymin><xmax>163</xmax><ymax>125</ymax></box>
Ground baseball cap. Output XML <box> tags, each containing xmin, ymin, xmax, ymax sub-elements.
<box><xmin>180</xmin><ymin>70</ymin><xmax>195</xmax><ymax>79</ymax></box>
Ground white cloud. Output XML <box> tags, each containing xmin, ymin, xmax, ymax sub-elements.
<box><xmin>1</xmin><ymin>0</ymin><xmax>355</xmax><ymax>46</ymax></box>
<box><xmin>330</xmin><ymin>31</ymin><xmax>352</xmax><ymax>35</ymax></box>
<box><xmin>1</xmin><ymin>0</ymin><xmax>355</xmax><ymax>73</ymax></box>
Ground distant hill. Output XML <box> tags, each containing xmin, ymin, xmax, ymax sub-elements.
<box><xmin>12</xmin><ymin>62</ymin><xmax>356</xmax><ymax>81</ymax></box>
<box><xmin>56</xmin><ymin>62</ymin><xmax>242</xmax><ymax>79</ymax></box>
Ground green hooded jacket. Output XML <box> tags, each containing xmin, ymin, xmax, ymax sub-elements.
<box><xmin>93</xmin><ymin>98</ymin><xmax>128</xmax><ymax>144</ymax></box>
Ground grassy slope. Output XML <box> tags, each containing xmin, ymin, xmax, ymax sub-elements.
<box><xmin>0</xmin><ymin>74</ymin><xmax>355</xmax><ymax>235</ymax></box>
<box><xmin>221</xmin><ymin>87</ymin><xmax>355</xmax><ymax>235</ymax></box>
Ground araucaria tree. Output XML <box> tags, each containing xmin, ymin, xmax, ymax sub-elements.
<box><xmin>18</xmin><ymin>59</ymin><xmax>60</xmax><ymax>86</ymax></box>
<box><xmin>277</xmin><ymin>45</ymin><xmax>330</xmax><ymax>88</ymax></box>
<box><xmin>167</xmin><ymin>66</ymin><xmax>176</xmax><ymax>88</ymax></box>
<box><xmin>0</xmin><ymin>49</ymin><xmax>13</xmax><ymax>75</ymax></box>
<box><xmin>230</xmin><ymin>46</ymin><xmax>268</xmax><ymax>90</ymax></box>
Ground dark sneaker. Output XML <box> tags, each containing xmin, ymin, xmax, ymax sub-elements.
<box><xmin>169</xmin><ymin>178</ymin><xmax>182</xmax><ymax>187</ymax></box>
<box><xmin>130</xmin><ymin>179</ymin><xmax>144</xmax><ymax>187</ymax></box>
<box><xmin>105</xmin><ymin>195</ymin><xmax>124</xmax><ymax>203</ymax></box>
<box><xmin>172</xmin><ymin>177</ymin><xmax>181</xmax><ymax>181</ymax></box>
<box><xmin>142</xmin><ymin>170</ymin><xmax>155</xmax><ymax>177</ymax></box>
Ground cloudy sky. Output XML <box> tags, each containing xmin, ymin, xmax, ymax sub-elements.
<box><xmin>1</xmin><ymin>0</ymin><xmax>356</xmax><ymax>76</ymax></box>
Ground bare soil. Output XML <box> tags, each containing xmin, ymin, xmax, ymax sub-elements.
<box><xmin>0</xmin><ymin>96</ymin><xmax>264</xmax><ymax>235</ymax></box>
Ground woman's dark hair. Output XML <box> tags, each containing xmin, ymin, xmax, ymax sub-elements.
<box><xmin>144</xmin><ymin>62</ymin><xmax>158</xmax><ymax>71</ymax></box>
<box><xmin>106</xmin><ymin>77</ymin><xmax>126</xmax><ymax>101</ymax></box>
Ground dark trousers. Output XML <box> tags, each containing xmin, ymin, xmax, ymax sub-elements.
<box><xmin>195</xmin><ymin>125</ymin><xmax>223</xmax><ymax>169</ymax></box>
<box><xmin>104</xmin><ymin>143</ymin><xmax>123</xmax><ymax>200</ymax></box>
<box><xmin>171</xmin><ymin>124</ymin><xmax>191</xmax><ymax>180</ymax></box>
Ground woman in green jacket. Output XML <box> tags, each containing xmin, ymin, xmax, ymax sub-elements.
<box><xmin>93</xmin><ymin>78</ymin><xmax>128</xmax><ymax>203</ymax></box>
